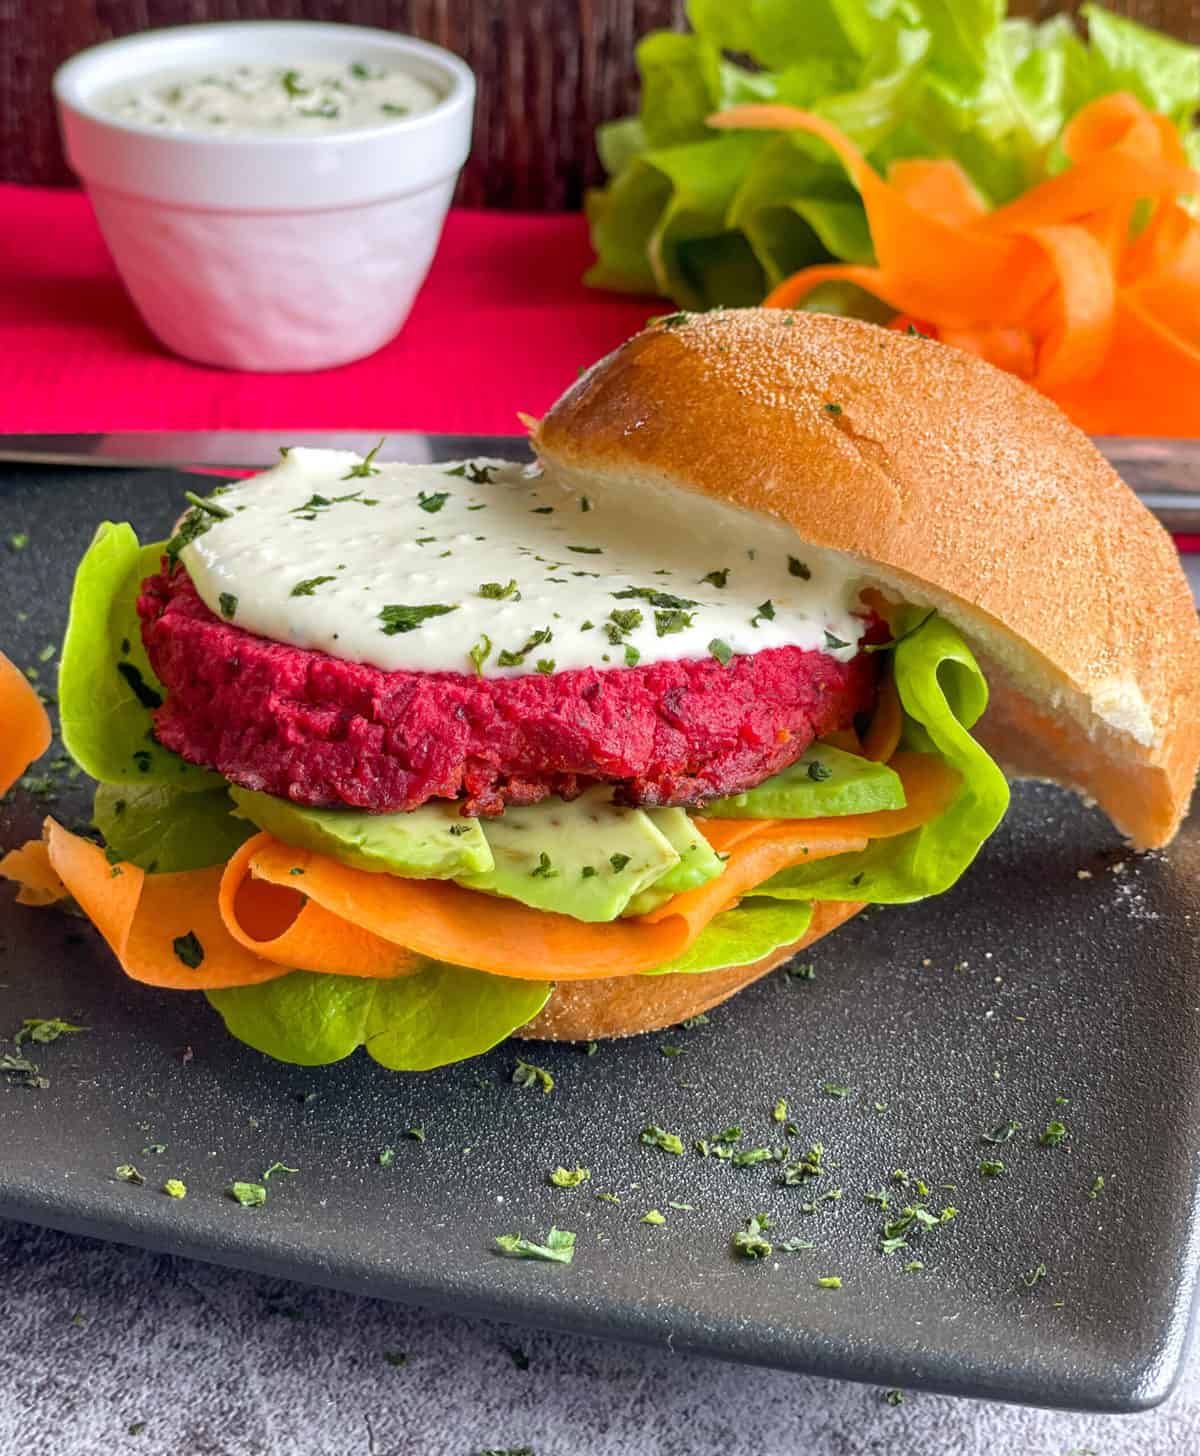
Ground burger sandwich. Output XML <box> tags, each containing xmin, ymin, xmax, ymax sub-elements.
<box><xmin>3</xmin><ymin>309</ymin><xmax>1197</xmax><ymax>1072</ymax></box>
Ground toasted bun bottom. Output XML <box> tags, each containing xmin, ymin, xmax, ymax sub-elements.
<box><xmin>517</xmin><ymin>900</ymin><xmax>862</xmax><ymax>1042</ymax></box>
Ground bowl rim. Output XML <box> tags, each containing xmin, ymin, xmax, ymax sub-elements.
<box><xmin>53</xmin><ymin>19</ymin><xmax>475</xmax><ymax>150</ymax></box>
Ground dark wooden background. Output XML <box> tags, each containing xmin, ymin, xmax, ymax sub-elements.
<box><xmin>5</xmin><ymin>1</ymin><xmax>1197</xmax><ymax>209</ymax></box>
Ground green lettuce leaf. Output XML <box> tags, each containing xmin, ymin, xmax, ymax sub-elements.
<box><xmin>642</xmin><ymin>898</ymin><xmax>814</xmax><ymax>976</ymax></box>
<box><xmin>94</xmin><ymin>782</ymin><xmax>253</xmax><ymax>873</ymax></box>
<box><xmin>60</xmin><ymin>523</ymin><xmax>219</xmax><ymax>790</ymax></box>
<box><xmin>1080</xmin><ymin>4</ymin><xmax>1200</xmax><ymax>123</ymax></box>
<box><xmin>588</xmin><ymin>1</ymin><xmax>1200</xmax><ymax>308</ymax></box>
<box><xmin>207</xmin><ymin>964</ymin><xmax>551</xmax><ymax>1071</ymax></box>
<box><xmin>759</xmin><ymin>613</ymin><xmax>1009</xmax><ymax>904</ymax></box>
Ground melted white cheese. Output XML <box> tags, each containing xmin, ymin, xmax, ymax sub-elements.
<box><xmin>99</xmin><ymin>62</ymin><xmax>440</xmax><ymax>136</ymax></box>
<box><xmin>180</xmin><ymin>448</ymin><xmax>866</xmax><ymax>678</ymax></box>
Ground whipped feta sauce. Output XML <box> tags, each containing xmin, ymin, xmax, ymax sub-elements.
<box><xmin>98</xmin><ymin>61</ymin><xmax>440</xmax><ymax>135</ymax></box>
<box><xmin>179</xmin><ymin>447</ymin><xmax>866</xmax><ymax>678</ymax></box>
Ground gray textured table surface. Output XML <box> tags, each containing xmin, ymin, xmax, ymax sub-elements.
<box><xmin>1</xmin><ymin>1216</ymin><xmax>1195</xmax><ymax>1455</ymax></box>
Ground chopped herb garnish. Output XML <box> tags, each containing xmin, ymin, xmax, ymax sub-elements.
<box><xmin>982</xmin><ymin>1119</ymin><xmax>1022</xmax><ymax>1144</ymax></box>
<box><xmin>407</xmin><ymin>1126</ymin><xmax>425</xmax><ymax>1142</ymax></box>
<box><xmin>824</xmin><ymin>402</ymin><xmax>844</xmax><ymax>416</ymax></box>
<box><xmin>659</xmin><ymin>1043</ymin><xmax>683</xmax><ymax>1057</ymax></box>
<box><xmin>0</xmin><ymin>1053</ymin><xmax>49</xmax><ymax>1089</ymax></box>
<box><xmin>469</xmin><ymin>634</ymin><xmax>493</xmax><ymax>676</ymax></box>
<box><xmin>580</xmin><ymin>866</ymin><xmax>597</xmax><ymax>879</ymax></box>
<box><xmin>262</xmin><ymin>1161</ymin><xmax>299</xmax><ymax>1180</ymax></box>
<box><xmin>116</xmin><ymin>662</ymin><xmax>163</xmax><ymax>710</ymax></box>
<box><xmin>751</xmin><ymin>600</ymin><xmax>776</xmax><ymax>628</ymax></box>
<box><xmin>824</xmin><ymin>629</ymin><xmax>851</xmax><ymax>651</ymax></box>
<box><xmin>788</xmin><ymin>557</ymin><xmax>811</xmax><ymax>579</ymax></box>
<box><xmin>1039</xmin><ymin>1120</ymin><xmax>1068</xmax><ymax>1147</ymax></box>
<box><xmin>379</xmin><ymin>602</ymin><xmax>459</xmax><ymax>635</ymax></box>
<box><xmin>580</xmin><ymin>496</ymin><xmax>592</xmax><ymax>512</ymax></box>
<box><xmin>512</xmin><ymin>1059</ymin><xmax>554</xmax><ymax>1094</ymax></box>
<box><xmin>494</xmin><ymin>1227</ymin><xmax>575</xmax><ymax>1264</ymax></box>
<box><xmin>623</xmin><ymin>645</ymin><xmax>641</xmax><ymax>667</ymax></box>
<box><xmin>702</xmin><ymin>569</ymin><xmax>730</xmax><ymax>589</ymax></box>
<box><xmin>163</xmin><ymin>1179</ymin><xmax>186</xmax><ymax>1199</ymax></box>
<box><xmin>535</xmin><ymin>658</ymin><xmax>556</xmax><ymax>674</ymax></box>
<box><xmin>612</xmin><ymin>587</ymin><xmax>697</xmax><ymax>610</ymax></box>
<box><xmin>115</xmin><ymin>1164</ymin><xmax>145</xmax><ymax>1185</ymax></box>
<box><xmin>218</xmin><ymin>592</ymin><xmax>238</xmax><ymax>619</ymax></box>
<box><xmin>732</xmin><ymin>1147</ymin><xmax>774</xmax><ymax>1167</ymax></box>
<box><xmin>884</xmin><ymin>1389</ymin><xmax>905</xmax><ymax>1406</ymax></box>
<box><xmin>653</xmin><ymin>311</ymin><xmax>689</xmax><ymax>328</ymax></box>
<box><xmin>816</xmin><ymin>1276</ymin><xmax>843</xmax><ymax>1289</ymax></box>
<box><xmin>732</xmin><ymin>1214</ymin><xmax>773</xmax><ymax>1259</ymax></box>
<box><xmin>228</xmin><ymin>1181</ymin><xmax>267</xmax><ymax>1208</ymax></box>
<box><xmin>771</xmin><ymin>1098</ymin><xmax>788</xmax><ymax>1124</ymax></box>
<box><xmin>378</xmin><ymin>1148</ymin><xmax>396</xmax><ymax>1167</ymax></box>
<box><xmin>807</xmin><ymin>760</ymin><xmax>833</xmax><ymax>782</ymax></box>
<box><xmin>681</xmin><ymin>1013</ymin><xmax>710</xmax><ymax>1029</ymax></box>
<box><xmin>417</xmin><ymin>490</ymin><xmax>450</xmax><ymax>513</ymax></box>
<box><xmin>781</xmin><ymin>1142</ymin><xmax>826</xmax><ymax>1184</ymax></box>
<box><xmin>7</xmin><ymin>531</ymin><xmax>29</xmax><ymax>551</ymax></box>
<box><xmin>445</xmin><ymin>462</ymin><xmax>498</xmax><ymax>484</ymax></box>
<box><xmin>567</xmin><ymin>545</ymin><xmax>602</xmax><ymax>555</ymax></box>
<box><xmin>290</xmin><ymin>576</ymin><xmax>336</xmax><ymax>598</ymax></box>
<box><xmin>779</xmin><ymin>1236</ymin><xmax>816</xmax><ymax>1252</ymax></box>
<box><xmin>549</xmin><ymin>1166</ymin><xmax>590</xmax><ymax>1188</ymax></box>
<box><xmin>786</xmin><ymin>963</ymin><xmax>816</xmax><ymax>981</ymax></box>
<box><xmin>979</xmin><ymin>1158</ymin><xmax>1006</xmax><ymax>1177</ymax></box>
<box><xmin>1088</xmin><ymin>1174</ymin><xmax>1106</xmax><ymax>1198</ymax></box>
<box><xmin>14</xmin><ymin>1018</ymin><xmax>86</xmax><ymax>1047</ymax></box>
<box><xmin>607</xmin><ymin>608</ymin><xmax>643</xmax><ymax>636</ymax></box>
<box><xmin>530</xmin><ymin>852</ymin><xmax>558</xmax><ymax>879</ymax></box>
<box><xmin>1021</xmin><ymin>1262</ymin><xmax>1048</xmax><ymax>1288</ymax></box>
<box><xmin>164</xmin><ymin>507</ymin><xmax>213</xmax><ymax>563</ymax></box>
<box><xmin>609</xmin><ymin>853</ymin><xmax>631</xmax><ymax>873</ymax></box>
<box><xmin>654</xmin><ymin>608</ymin><xmax>693</xmax><ymax>636</ymax></box>
<box><xmin>641</xmin><ymin>1209</ymin><xmax>667</xmax><ymax>1225</ymax></box>
<box><xmin>821</xmin><ymin>1080</ymin><xmax>851</xmax><ymax>1098</ymax></box>
<box><xmin>172</xmin><ymin>931</ymin><xmax>204</xmax><ymax>969</ymax></box>
<box><xmin>640</xmin><ymin>1124</ymin><xmax>684</xmax><ymax>1156</ymax></box>
<box><xmin>478</xmin><ymin>579</ymin><xmax>519</xmax><ymax>600</ymax></box>
<box><xmin>497</xmin><ymin>627</ymin><xmax>552</xmax><ymax>667</ymax></box>
<box><xmin>708</xmin><ymin>639</ymin><xmax>733</xmax><ymax>666</ymax></box>
<box><xmin>183</xmin><ymin>489</ymin><xmax>232</xmax><ymax>521</ymax></box>
<box><xmin>342</xmin><ymin>439</ymin><xmax>384</xmax><ymax>478</ymax></box>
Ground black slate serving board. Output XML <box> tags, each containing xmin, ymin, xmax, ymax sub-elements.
<box><xmin>2</xmin><ymin>454</ymin><xmax>1199</xmax><ymax>1414</ymax></box>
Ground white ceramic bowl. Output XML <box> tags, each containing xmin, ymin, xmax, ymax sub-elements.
<box><xmin>54</xmin><ymin>22</ymin><xmax>475</xmax><ymax>372</ymax></box>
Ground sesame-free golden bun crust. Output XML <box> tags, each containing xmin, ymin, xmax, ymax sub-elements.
<box><xmin>519</xmin><ymin>901</ymin><xmax>862</xmax><ymax>1042</ymax></box>
<box><xmin>533</xmin><ymin>309</ymin><xmax>1199</xmax><ymax>849</ymax></box>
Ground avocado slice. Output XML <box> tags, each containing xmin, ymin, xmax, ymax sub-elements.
<box><xmin>229</xmin><ymin>788</ymin><xmax>493</xmax><ymax>878</ymax></box>
<box><xmin>623</xmin><ymin>808</ymin><xmax>726</xmax><ymax>917</ymax></box>
<box><xmin>701</xmin><ymin>743</ymin><xmax>905</xmax><ymax>820</ymax></box>
<box><xmin>458</xmin><ymin>787</ymin><xmax>680</xmax><ymax>923</ymax></box>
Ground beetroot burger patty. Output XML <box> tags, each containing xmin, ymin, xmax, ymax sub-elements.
<box><xmin>139</xmin><ymin>565</ymin><xmax>877</xmax><ymax>815</ymax></box>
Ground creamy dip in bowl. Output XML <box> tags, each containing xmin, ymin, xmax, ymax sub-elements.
<box><xmin>54</xmin><ymin>23</ymin><xmax>475</xmax><ymax>371</ymax></box>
